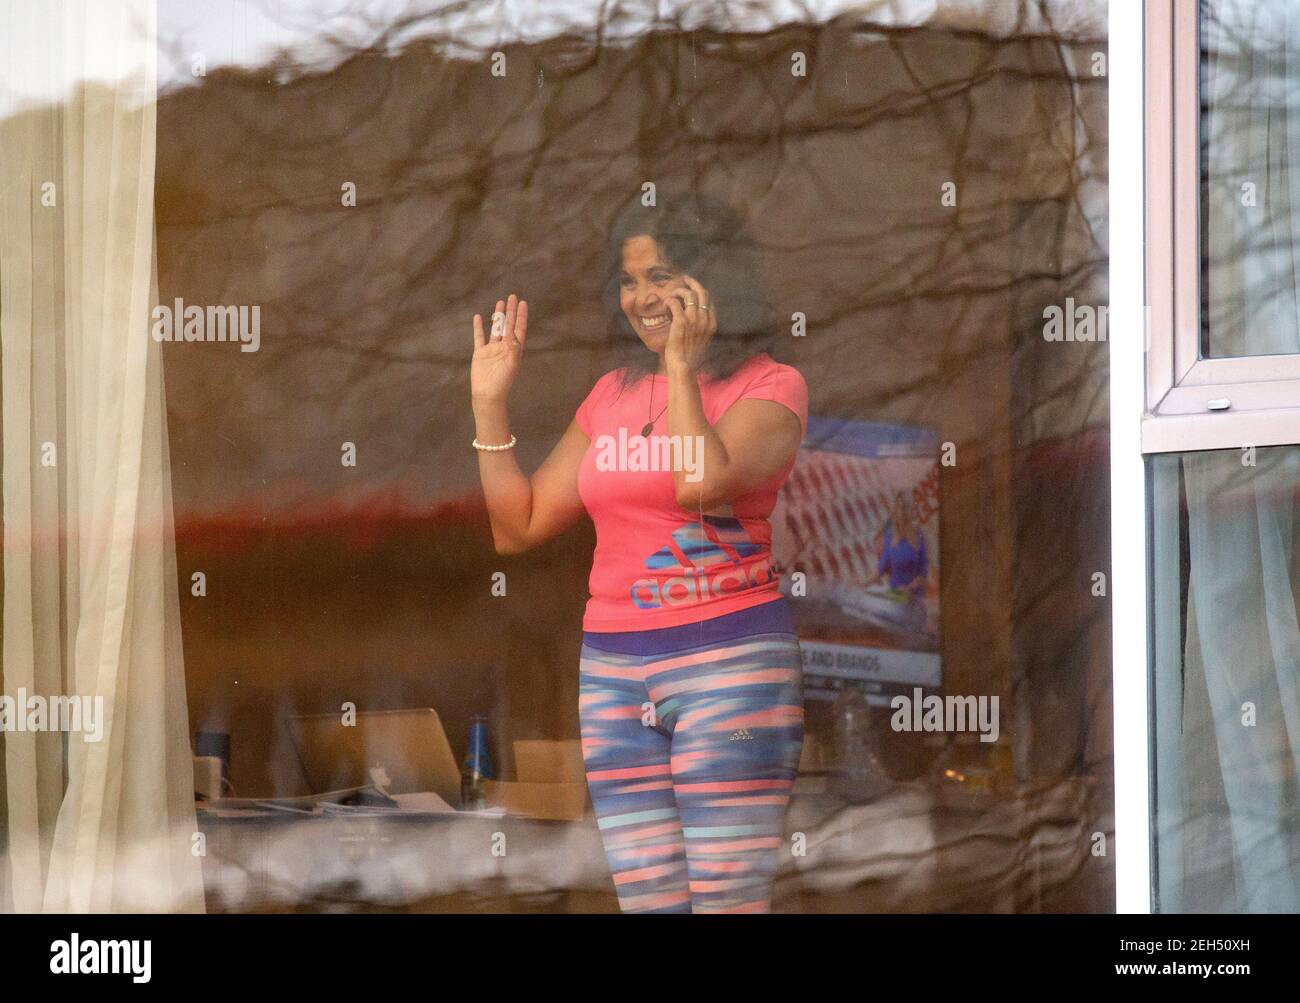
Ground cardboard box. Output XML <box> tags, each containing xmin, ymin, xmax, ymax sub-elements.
<box><xmin>483</xmin><ymin>739</ymin><xmax>589</xmax><ymax>821</ymax></box>
<box><xmin>514</xmin><ymin>738</ymin><xmax>586</xmax><ymax>783</ymax></box>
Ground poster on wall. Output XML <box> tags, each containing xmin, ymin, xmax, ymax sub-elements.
<box><xmin>772</xmin><ymin>416</ymin><xmax>942</xmax><ymax>704</ymax></box>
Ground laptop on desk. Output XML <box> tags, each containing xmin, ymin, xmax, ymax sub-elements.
<box><xmin>289</xmin><ymin>708</ymin><xmax>463</xmax><ymax>808</ymax></box>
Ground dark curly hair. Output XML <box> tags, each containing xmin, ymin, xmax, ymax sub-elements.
<box><xmin>601</xmin><ymin>191</ymin><xmax>775</xmax><ymax>390</ymax></box>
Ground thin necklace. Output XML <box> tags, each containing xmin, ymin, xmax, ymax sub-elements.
<box><xmin>642</xmin><ymin>376</ymin><xmax>668</xmax><ymax>437</ymax></box>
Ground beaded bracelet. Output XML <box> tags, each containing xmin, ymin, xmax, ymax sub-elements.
<box><xmin>472</xmin><ymin>435</ymin><xmax>517</xmax><ymax>452</ymax></box>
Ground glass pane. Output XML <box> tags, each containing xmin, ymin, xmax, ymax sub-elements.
<box><xmin>1200</xmin><ymin>0</ymin><xmax>1300</xmax><ymax>358</ymax></box>
<box><xmin>37</xmin><ymin>0</ymin><xmax>1115</xmax><ymax>914</ymax></box>
<box><xmin>1151</xmin><ymin>447</ymin><xmax>1300</xmax><ymax>912</ymax></box>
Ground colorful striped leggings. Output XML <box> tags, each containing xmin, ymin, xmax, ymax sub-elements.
<box><xmin>578</xmin><ymin>599</ymin><xmax>805</xmax><ymax>914</ymax></box>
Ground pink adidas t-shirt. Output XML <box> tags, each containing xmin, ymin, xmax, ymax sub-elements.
<box><xmin>574</xmin><ymin>352</ymin><xmax>808</xmax><ymax>632</ymax></box>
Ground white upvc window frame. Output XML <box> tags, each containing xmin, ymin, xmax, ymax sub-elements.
<box><xmin>1119</xmin><ymin>0</ymin><xmax>1300</xmax><ymax>915</ymax></box>
<box><xmin>1143</xmin><ymin>0</ymin><xmax>1300</xmax><ymax>455</ymax></box>
<box><xmin>1110</xmin><ymin>0</ymin><xmax>1151</xmax><ymax>915</ymax></box>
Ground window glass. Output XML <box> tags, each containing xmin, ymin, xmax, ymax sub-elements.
<box><xmin>0</xmin><ymin>0</ymin><xmax>1113</xmax><ymax>916</ymax></box>
<box><xmin>1151</xmin><ymin>446</ymin><xmax>1300</xmax><ymax>911</ymax></box>
<box><xmin>1200</xmin><ymin>0</ymin><xmax>1300</xmax><ymax>358</ymax></box>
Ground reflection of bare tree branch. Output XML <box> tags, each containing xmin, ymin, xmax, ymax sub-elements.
<box><xmin>136</xmin><ymin>3</ymin><xmax>1125</xmax><ymax>910</ymax></box>
<box><xmin>156</xmin><ymin>8</ymin><xmax>1107</xmax><ymax>514</ymax></box>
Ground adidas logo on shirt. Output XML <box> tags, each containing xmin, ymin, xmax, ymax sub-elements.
<box><xmin>630</xmin><ymin>517</ymin><xmax>775</xmax><ymax>610</ymax></box>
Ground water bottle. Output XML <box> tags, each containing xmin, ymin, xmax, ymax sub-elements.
<box><xmin>828</xmin><ymin>686</ymin><xmax>891</xmax><ymax>802</ymax></box>
<box><xmin>461</xmin><ymin>714</ymin><xmax>494</xmax><ymax>810</ymax></box>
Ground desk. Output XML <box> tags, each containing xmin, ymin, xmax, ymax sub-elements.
<box><xmin>197</xmin><ymin>775</ymin><xmax>1108</xmax><ymax>912</ymax></box>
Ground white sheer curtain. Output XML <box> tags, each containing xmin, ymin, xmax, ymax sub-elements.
<box><xmin>1180</xmin><ymin>452</ymin><xmax>1300</xmax><ymax>912</ymax></box>
<box><xmin>1170</xmin><ymin>0</ymin><xmax>1300</xmax><ymax>912</ymax></box>
<box><xmin>0</xmin><ymin>0</ymin><xmax>203</xmax><ymax>912</ymax></box>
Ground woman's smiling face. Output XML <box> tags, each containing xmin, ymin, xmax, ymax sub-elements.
<box><xmin>618</xmin><ymin>235</ymin><xmax>687</xmax><ymax>355</ymax></box>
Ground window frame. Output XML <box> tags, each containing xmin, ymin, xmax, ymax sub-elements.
<box><xmin>1144</xmin><ymin>0</ymin><xmax>1300</xmax><ymax>455</ymax></box>
<box><xmin>1129</xmin><ymin>0</ymin><xmax>1300</xmax><ymax>914</ymax></box>
<box><xmin>1110</xmin><ymin>0</ymin><xmax>1152</xmax><ymax>915</ymax></box>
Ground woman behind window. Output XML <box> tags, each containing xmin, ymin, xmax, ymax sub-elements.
<box><xmin>468</xmin><ymin>193</ymin><xmax>808</xmax><ymax>913</ymax></box>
